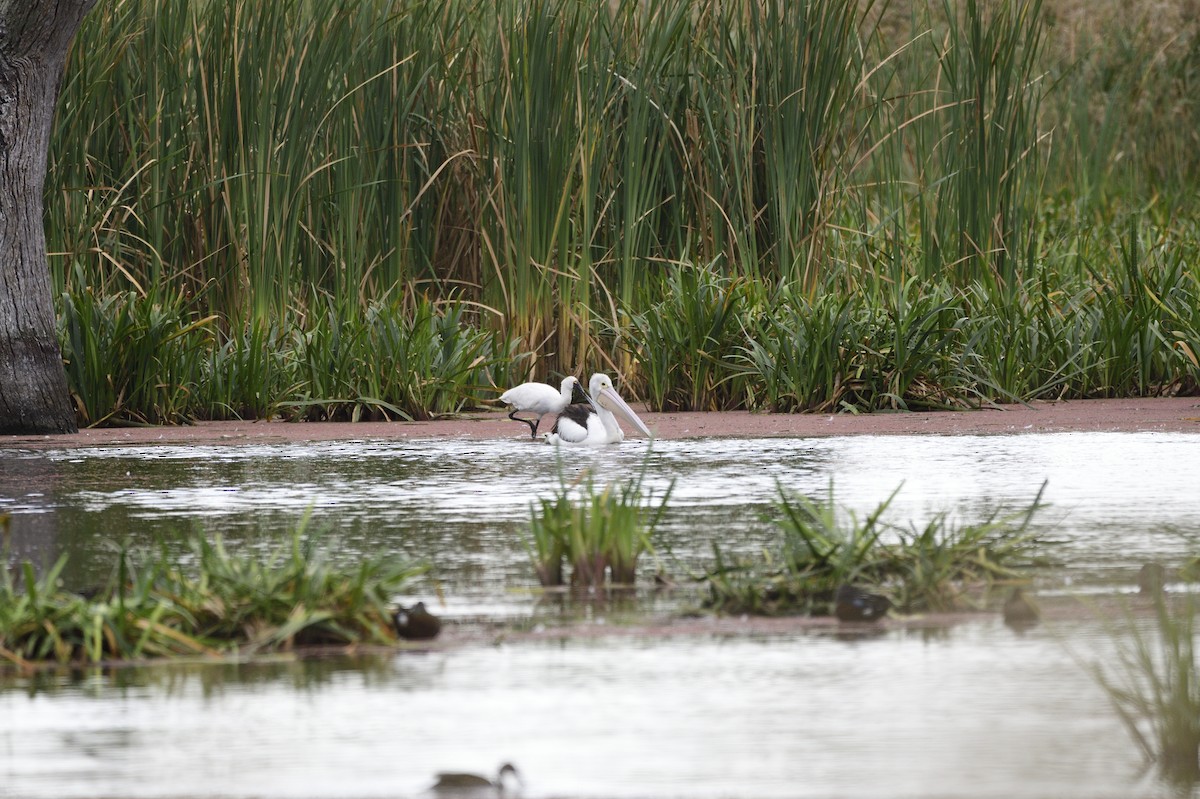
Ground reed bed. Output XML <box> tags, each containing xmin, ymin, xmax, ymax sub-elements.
<box><xmin>702</xmin><ymin>482</ymin><xmax>1049</xmax><ymax>615</ymax></box>
<box><xmin>43</xmin><ymin>0</ymin><xmax>1200</xmax><ymax>426</ymax></box>
<box><xmin>0</xmin><ymin>523</ymin><xmax>426</xmax><ymax>667</ymax></box>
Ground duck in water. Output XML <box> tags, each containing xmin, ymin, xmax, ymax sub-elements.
<box><xmin>428</xmin><ymin>763</ymin><xmax>521</xmax><ymax>797</ymax></box>
<box><xmin>833</xmin><ymin>584</ymin><xmax>891</xmax><ymax>622</ymax></box>
<box><xmin>394</xmin><ymin>601</ymin><xmax>442</xmax><ymax>640</ymax></box>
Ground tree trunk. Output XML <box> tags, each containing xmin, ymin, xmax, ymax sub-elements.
<box><xmin>0</xmin><ymin>0</ymin><xmax>96</xmax><ymax>435</ymax></box>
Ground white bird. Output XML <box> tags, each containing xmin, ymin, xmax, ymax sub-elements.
<box><xmin>498</xmin><ymin>376</ymin><xmax>580</xmax><ymax>438</ymax></box>
<box><xmin>544</xmin><ymin>373</ymin><xmax>652</xmax><ymax>445</ymax></box>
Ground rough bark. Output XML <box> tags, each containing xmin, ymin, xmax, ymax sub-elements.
<box><xmin>0</xmin><ymin>0</ymin><xmax>96</xmax><ymax>434</ymax></box>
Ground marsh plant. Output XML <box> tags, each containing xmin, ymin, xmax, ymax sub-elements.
<box><xmin>0</xmin><ymin>522</ymin><xmax>426</xmax><ymax>667</ymax></box>
<box><xmin>704</xmin><ymin>481</ymin><xmax>1048</xmax><ymax>615</ymax></box>
<box><xmin>42</xmin><ymin>0</ymin><xmax>1200</xmax><ymax>426</ymax></box>
<box><xmin>528</xmin><ymin>464</ymin><xmax>673</xmax><ymax>590</ymax></box>
<box><xmin>1090</xmin><ymin>595</ymin><xmax>1200</xmax><ymax>786</ymax></box>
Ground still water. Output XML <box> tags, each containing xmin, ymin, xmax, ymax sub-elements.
<box><xmin>2</xmin><ymin>431</ymin><xmax>1199</xmax><ymax>798</ymax></box>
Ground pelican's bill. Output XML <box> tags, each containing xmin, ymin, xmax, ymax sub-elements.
<box><xmin>596</xmin><ymin>386</ymin><xmax>652</xmax><ymax>438</ymax></box>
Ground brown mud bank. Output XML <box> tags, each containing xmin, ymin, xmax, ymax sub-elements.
<box><xmin>1</xmin><ymin>396</ymin><xmax>1198</xmax><ymax>450</ymax></box>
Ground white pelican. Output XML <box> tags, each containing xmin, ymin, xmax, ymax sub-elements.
<box><xmin>498</xmin><ymin>376</ymin><xmax>580</xmax><ymax>438</ymax></box>
<box><xmin>544</xmin><ymin>373</ymin><xmax>652</xmax><ymax>445</ymax></box>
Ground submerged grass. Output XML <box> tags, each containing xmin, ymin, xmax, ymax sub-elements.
<box><xmin>0</xmin><ymin>521</ymin><xmax>426</xmax><ymax>667</ymax></box>
<box><xmin>703</xmin><ymin>481</ymin><xmax>1049</xmax><ymax>615</ymax></box>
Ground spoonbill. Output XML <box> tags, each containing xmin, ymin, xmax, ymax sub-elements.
<box><xmin>544</xmin><ymin>373</ymin><xmax>652</xmax><ymax>445</ymax></box>
<box><xmin>498</xmin><ymin>376</ymin><xmax>580</xmax><ymax>438</ymax></box>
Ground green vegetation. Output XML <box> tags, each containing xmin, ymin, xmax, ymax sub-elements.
<box><xmin>46</xmin><ymin>0</ymin><xmax>1200</xmax><ymax>425</ymax></box>
<box><xmin>1090</xmin><ymin>596</ymin><xmax>1200</xmax><ymax>785</ymax></box>
<box><xmin>527</xmin><ymin>466</ymin><xmax>673</xmax><ymax>589</ymax></box>
<box><xmin>0</xmin><ymin>523</ymin><xmax>425</xmax><ymax>667</ymax></box>
<box><xmin>703</xmin><ymin>482</ymin><xmax>1048</xmax><ymax>615</ymax></box>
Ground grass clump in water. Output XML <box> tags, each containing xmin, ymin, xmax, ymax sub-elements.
<box><xmin>703</xmin><ymin>481</ymin><xmax>1048</xmax><ymax>616</ymax></box>
<box><xmin>1089</xmin><ymin>595</ymin><xmax>1200</xmax><ymax>787</ymax></box>
<box><xmin>528</xmin><ymin>464</ymin><xmax>673</xmax><ymax>590</ymax></box>
<box><xmin>0</xmin><ymin>520</ymin><xmax>425</xmax><ymax>668</ymax></box>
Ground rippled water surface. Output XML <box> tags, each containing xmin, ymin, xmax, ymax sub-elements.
<box><xmin>2</xmin><ymin>431</ymin><xmax>1199</xmax><ymax>798</ymax></box>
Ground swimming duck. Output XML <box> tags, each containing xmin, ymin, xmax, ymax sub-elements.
<box><xmin>1138</xmin><ymin>562</ymin><xmax>1166</xmax><ymax>596</ymax></box>
<box><xmin>429</xmin><ymin>763</ymin><xmax>521</xmax><ymax>797</ymax></box>
<box><xmin>394</xmin><ymin>601</ymin><xmax>442</xmax><ymax>640</ymax></box>
<box><xmin>833</xmin><ymin>584</ymin><xmax>891</xmax><ymax>622</ymax></box>
<box><xmin>1002</xmin><ymin>587</ymin><xmax>1040</xmax><ymax>628</ymax></box>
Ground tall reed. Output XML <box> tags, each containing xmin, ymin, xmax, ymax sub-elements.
<box><xmin>42</xmin><ymin>0</ymin><xmax>1200</xmax><ymax>424</ymax></box>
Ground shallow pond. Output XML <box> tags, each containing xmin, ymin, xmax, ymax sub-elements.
<box><xmin>2</xmin><ymin>431</ymin><xmax>1200</xmax><ymax>798</ymax></box>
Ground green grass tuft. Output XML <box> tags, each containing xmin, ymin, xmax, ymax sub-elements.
<box><xmin>703</xmin><ymin>481</ymin><xmax>1049</xmax><ymax>615</ymax></box>
<box><xmin>0</xmin><ymin>520</ymin><xmax>425</xmax><ymax>667</ymax></box>
<box><xmin>527</xmin><ymin>459</ymin><xmax>673</xmax><ymax>590</ymax></box>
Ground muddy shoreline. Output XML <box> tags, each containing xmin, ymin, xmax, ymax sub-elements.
<box><xmin>2</xmin><ymin>395</ymin><xmax>1198</xmax><ymax>450</ymax></box>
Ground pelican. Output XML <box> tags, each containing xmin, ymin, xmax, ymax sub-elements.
<box><xmin>544</xmin><ymin>373</ymin><xmax>652</xmax><ymax>445</ymax></box>
<box><xmin>498</xmin><ymin>376</ymin><xmax>580</xmax><ymax>438</ymax></box>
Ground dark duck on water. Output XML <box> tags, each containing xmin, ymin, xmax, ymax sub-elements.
<box><xmin>394</xmin><ymin>601</ymin><xmax>442</xmax><ymax>640</ymax></box>
<box><xmin>428</xmin><ymin>763</ymin><xmax>522</xmax><ymax>797</ymax></box>
<box><xmin>833</xmin><ymin>585</ymin><xmax>891</xmax><ymax>622</ymax></box>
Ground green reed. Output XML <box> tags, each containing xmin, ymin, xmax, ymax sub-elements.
<box><xmin>40</xmin><ymin>0</ymin><xmax>1200</xmax><ymax>423</ymax></box>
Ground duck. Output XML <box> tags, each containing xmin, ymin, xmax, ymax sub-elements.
<box><xmin>1138</xmin><ymin>562</ymin><xmax>1166</xmax><ymax>596</ymax></box>
<box><xmin>1002</xmin><ymin>587</ymin><xmax>1040</xmax><ymax>628</ymax></box>
<box><xmin>429</xmin><ymin>763</ymin><xmax>521</xmax><ymax>797</ymax></box>
<box><xmin>543</xmin><ymin>373</ymin><xmax>651</xmax><ymax>445</ymax></box>
<box><xmin>394</xmin><ymin>601</ymin><xmax>442</xmax><ymax>640</ymax></box>
<box><xmin>499</xmin><ymin>376</ymin><xmax>581</xmax><ymax>438</ymax></box>
<box><xmin>833</xmin><ymin>584</ymin><xmax>891</xmax><ymax>622</ymax></box>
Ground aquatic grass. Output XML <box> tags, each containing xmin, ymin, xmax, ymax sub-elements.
<box><xmin>749</xmin><ymin>0</ymin><xmax>879</xmax><ymax>289</ymax></box>
<box><xmin>528</xmin><ymin>495</ymin><xmax>572</xmax><ymax>587</ymax></box>
<box><xmin>1089</xmin><ymin>595</ymin><xmax>1200</xmax><ymax>786</ymax></box>
<box><xmin>883</xmin><ymin>483</ymin><xmax>1048</xmax><ymax>611</ymax></box>
<box><xmin>864</xmin><ymin>279</ymin><xmax>967</xmax><ymax>409</ymax></box>
<box><xmin>703</xmin><ymin>482</ymin><xmax>1049</xmax><ymax>615</ymax></box>
<box><xmin>909</xmin><ymin>0</ymin><xmax>1048</xmax><ymax>288</ymax></box>
<box><xmin>276</xmin><ymin>295</ymin><xmax>507</xmax><ymax>422</ymax></box>
<box><xmin>704</xmin><ymin>483</ymin><xmax>896</xmax><ymax>616</ymax></box>
<box><xmin>774</xmin><ymin>482</ymin><xmax>897</xmax><ymax>592</ymax></box>
<box><xmin>0</xmin><ymin>523</ymin><xmax>426</xmax><ymax>667</ymax></box>
<box><xmin>526</xmin><ymin>458</ymin><xmax>673</xmax><ymax>589</ymax></box>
